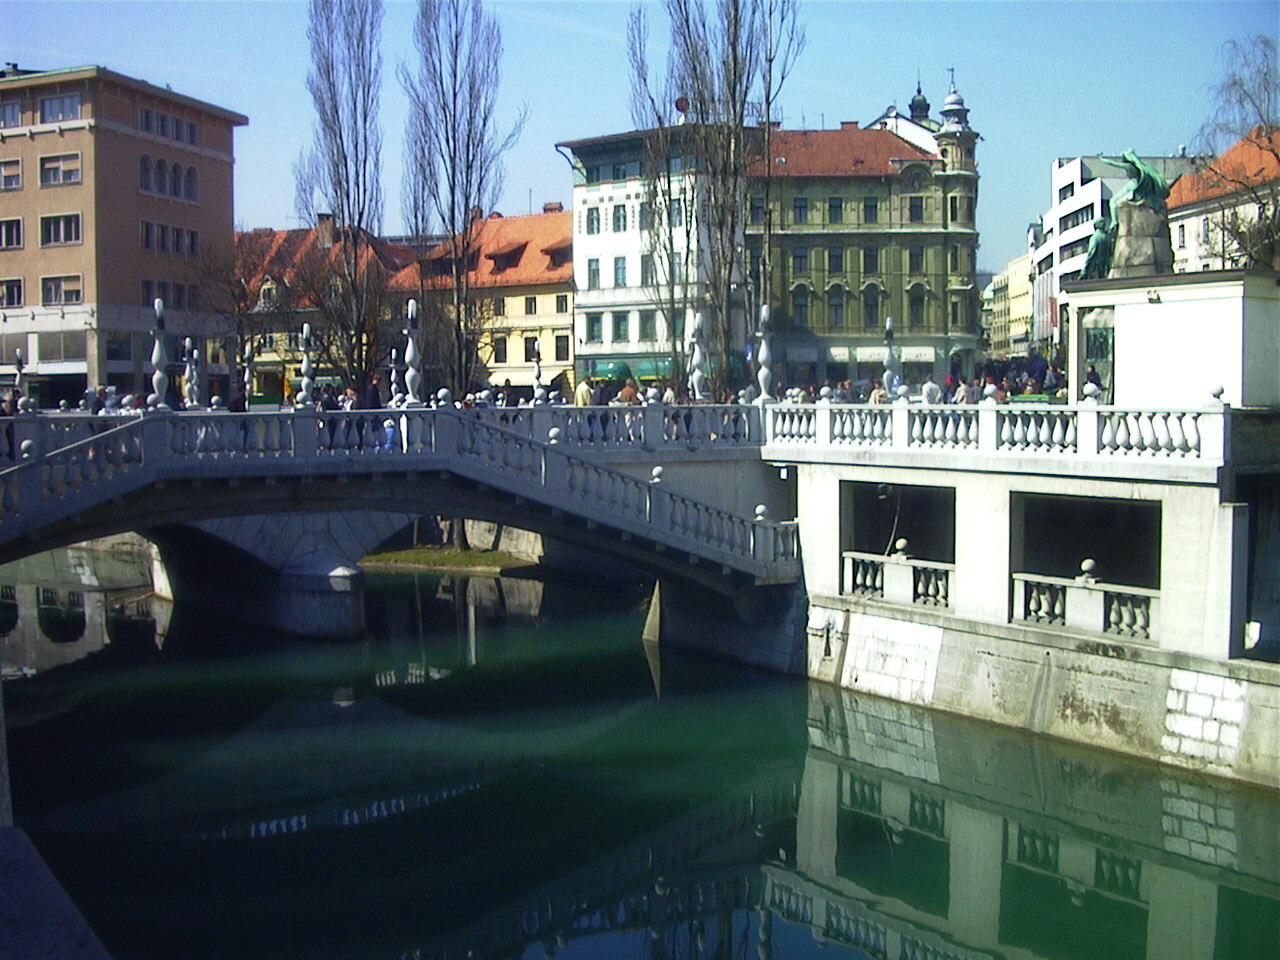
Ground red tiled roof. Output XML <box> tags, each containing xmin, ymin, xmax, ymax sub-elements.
<box><xmin>750</xmin><ymin>127</ymin><xmax>935</xmax><ymax>178</ymax></box>
<box><xmin>1169</xmin><ymin>127</ymin><xmax>1280</xmax><ymax>209</ymax></box>
<box><xmin>234</xmin><ymin>223</ymin><xmax>416</xmax><ymax>308</ymax></box>
<box><xmin>389</xmin><ymin>211</ymin><xmax>573</xmax><ymax>292</ymax></box>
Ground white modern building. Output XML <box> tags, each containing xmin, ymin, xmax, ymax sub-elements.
<box><xmin>1028</xmin><ymin>154</ymin><xmax>1198</xmax><ymax>353</ymax></box>
<box><xmin>556</xmin><ymin>128</ymin><xmax>714</xmax><ymax>388</ymax></box>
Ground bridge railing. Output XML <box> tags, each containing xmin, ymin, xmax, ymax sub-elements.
<box><xmin>465</xmin><ymin>403</ymin><xmax>762</xmax><ymax>450</ymax></box>
<box><xmin>762</xmin><ymin>399</ymin><xmax>1231</xmax><ymax>466</ymax></box>
<box><xmin>0</xmin><ymin>407</ymin><xmax>800</xmax><ymax>582</ymax></box>
<box><xmin>1012</xmin><ymin>571</ymin><xmax>1158</xmax><ymax>641</ymax></box>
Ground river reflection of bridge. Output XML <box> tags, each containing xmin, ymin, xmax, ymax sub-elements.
<box><xmin>3</xmin><ymin>558</ymin><xmax>1277</xmax><ymax>960</ymax></box>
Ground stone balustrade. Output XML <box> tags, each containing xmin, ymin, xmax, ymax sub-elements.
<box><xmin>1012</xmin><ymin>571</ymin><xmax>1158</xmax><ymax>641</ymax></box>
<box><xmin>841</xmin><ymin>549</ymin><xmax>954</xmax><ymax>609</ymax></box>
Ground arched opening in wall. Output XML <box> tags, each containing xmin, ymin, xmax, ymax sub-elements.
<box><xmin>37</xmin><ymin>588</ymin><xmax>85</xmax><ymax>644</ymax></box>
<box><xmin>1011</xmin><ymin>493</ymin><xmax>1160</xmax><ymax>588</ymax></box>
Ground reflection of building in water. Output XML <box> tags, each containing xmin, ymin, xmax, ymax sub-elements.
<box><xmin>0</xmin><ymin>541</ymin><xmax>167</xmax><ymax>677</ymax></box>
<box><xmin>785</xmin><ymin>684</ymin><xmax>1279</xmax><ymax>960</ymax></box>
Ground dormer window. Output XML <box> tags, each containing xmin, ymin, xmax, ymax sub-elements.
<box><xmin>259</xmin><ymin>282</ymin><xmax>277</xmax><ymax>306</ymax></box>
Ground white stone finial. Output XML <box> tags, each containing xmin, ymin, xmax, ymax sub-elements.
<box><xmin>894</xmin><ymin>537</ymin><xmax>909</xmax><ymax>555</ymax></box>
<box><xmin>650</xmin><ymin>465</ymin><xmax>664</xmax><ymax>484</ymax></box>
<box><xmin>754</xmin><ymin>504</ymin><xmax>769</xmax><ymax>520</ymax></box>
<box><xmin>688</xmin><ymin>312</ymin><xmax>707</xmax><ymax>402</ymax></box>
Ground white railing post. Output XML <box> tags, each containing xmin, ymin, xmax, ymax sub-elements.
<box><xmin>1197</xmin><ymin>397</ymin><xmax>1228</xmax><ymax>464</ymax></box>
<box><xmin>1065</xmin><ymin>560</ymin><xmax>1106</xmax><ymax>633</ymax></box>
<box><xmin>292</xmin><ymin>406</ymin><xmax>321</xmax><ymax>461</ymax></box>
<box><xmin>1076</xmin><ymin>397</ymin><xmax>1099</xmax><ymax>457</ymax></box>
<box><xmin>890</xmin><ymin>398</ymin><xmax>910</xmax><ymax>451</ymax></box>
<box><xmin>815</xmin><ymin>401</ymin><xmax>833</xmax><ymax>447</ymax></box>
<box><xmin>977</xmin><ymin>400</ymin><xmax>998</xmax><ymax>453</ymax></box>
<box><xmin>642</xmin><ymin>400</ymin><xmax>665</xmax><ymax>450</ymax></box>
<box><xmin>883</xmin><ymin>539</ymin><xmax>913</xmax><ymax>603</ymax></box>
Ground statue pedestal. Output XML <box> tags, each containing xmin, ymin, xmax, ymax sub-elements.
<box><xmin>1109</xmin><ymin>199</ymin><xmax>1173</xmax><ymax>278</ymax></box>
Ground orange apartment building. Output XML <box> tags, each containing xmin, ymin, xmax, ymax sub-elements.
<box><xmin>0</xmin><ymin>63</ymin><xmax>247</xmax><ymax>405</ymax></box>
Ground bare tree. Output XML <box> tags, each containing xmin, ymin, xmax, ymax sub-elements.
<box><xmin>1196</xmin><ymin>34</ymin><xmax>1280</xmax><ymax>270</ymax></box>
<box><xmin>400</xmin><ymin>0</ymin><xmax>525</xmax><ymax>394</ymax></box>
<box><xmin>295</xmin><ymin>0</ymin><xmax>388</xmax><ymax>392</ymax></box>
<box><xmin>629</xmin><ymin>0</ymin><xmax>804</xmax><ymax>397</ymax></box>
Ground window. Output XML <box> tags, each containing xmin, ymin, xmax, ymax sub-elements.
<box><xmin>668</xmin><ymin>252</ymin><xmax>686</xmax><ymax>285</ymax></box>
<box><xmin>173</xmin><ymin>283</ymin><xmax>186</xmax><ymax>310</ymax></box>
<box><xmin>0</xmin><ymin>219</ymin><xmax>19</xmax><ymax>249</ymax></box>
<box><xmin>157</xmin><ymin>113</ymin><xmax>169</xmax><ymax>138</ymax></box>
<box><xmin>141</xmin><ymin>279</ymin><xmax>154</xmax><ymax>305</ymax></box>
<box><xmin>171</xmin><ymin>167</ymin><xmax>183</xmax><ymax>198</ymax></box>
<box><xmin>639</xmin><ymin>202</ymin><xmax>653</xmax><ymax>230</ymax></box>
<box><xmin>2</xmin><ymin>279</ymin><xmax>22</xmax><ymax>307</ymax></box>
<box><xmin>555</xmin><ymin>293</ymin><xmax>568</xmax><ymax>313</ymax></box>
<box><xmin>791</xmin><ymin>287</ymin><xmax>809</xmax><ymax>326</ymax></box>
<box><xmin>1059</xmin><ymin>182</ymin><xmax>1075</xmax><ymax>203</ymax></box>
<box><xmin>640</xmin><ymin>253</ymin><xmax>655</xmax><ymax>286</ymax></box>
<box><xmin>949</xmin><ymin>195</ymin><xmax>958</xmax><ymax>223</ymax></box>
<box><xmin>172</xmin><ymin>227</ymin><xmax>184</xmax><ymax>254</ymax></box>
<box><xmin>908</xmin><ymin>196</ymin><xmax>924</xmax><ymax>222</ymax></box>
<box><xmin>828</xmin><ymin>246</ymin><xmax>843</xmax><ymax>273</ymax></box>
<box><xmin>40</xmin><ymin>94</ymin><xmax>79</xmax><ymax>123</ymax></box>
<box><xmin>586</xmin><ymin>207</ymin><xmax>600</xmax><ymax>234</ymax></box>
<box><xmin>188</xmin><ymin>285</ymin><xmax>199</xmax><ymax>310</ymax></box>
<box><xmin>186</xmin><ymin>121</ymin><xmax>197</xmax><ymax>145</ymax></box>
<box><xmin>1177</xmin><ymin>223</ymin><xmax>1186</xmax><ymax>249</ymax></box>
<box><xmin>828</xmin><ymin>197</ymin><xmax>843</xmax><ymax>223</ymax></box>
<box><xmin>614</xmin><ymin>256</ymin><xmax>627</xmax><ymax>287</ymax></box>
<box><xmin>828</xmin><ymin>288</ymin><xmax>845</xmax><ymax>327</ymax></box>
<box><xmin>1061</xmin><ymin>237</ymin><xmax>1089</xmax><ymax>260</ymax></box>
<box><xmin>965</xmin><ymin>196</ymin><xmax>975</xmax><ymax>222</ymax></box>
<box><xmin>668</xmin><ymin>198</ymin><xmax>683</xmax><ymax>227</ymax></box>
<box><xmin>950</xmin><ymin>301</ymin><xmax>959</xmax><ymax>331</ymax></box>
<box><xmin>42</xmin><ymin>275</ymin><xmax>82</xmax><ymax>305</ymax></box>
<box><xmin>750</xmin><ymin>197</ymin><xmax>764</xmax><ymax>224</ymax></box>
<box><xmin>909</xmin><ymin>292</ymin><xmax>925</xmax><ymax>326</ymax></box>
<box><xmin>492</xmin><ymin>336</ymin><xmax>507</xmax><ymax>364</ymax></box>
<box><xmin>612</xmin><ymin>311</ymin><xmax>629</xmax><ymax>341</ymax></box>
<box><xmin>863</xmin><ymin>290</ymin><xmax>880</xmax><ymax>330</ymax></box>
<box><xmin>639</xmin><ymin>310</ymin><xmax>656</xmax><ymax>341</ymax></box>
<box><xmin>38</xmin><ymin>330</ymin><xmax>86</xmax><ymax>361</ymax></box>
<box><xmin>0</xmin><ymin>159</ymin><xmax>19</xmax><ymax>190</ymax></box>
<box><xmin>106</xmin><ymin>330</ymin><xmax>133</xmax><ymax>362</ymax></box>
<box><xmin>863</xmin><ymin>197</ymin><xmax>879</xmax><ymax>223</ymax></box>
<box><xmin>0</xmin><ymin>101</ymin><xmax>18</xmax><ymax>128</ymax></box>
<box><xmin>157</xmin><ymin>280</ymin><xmax>170</xmax><ymax>304</ymax></box>
<box><xmin>908</xmin><ymin>245</ymin><xmax>924</xmax><ymax>273</ymax></box>
<box><xmin>949</xmin><ymin>245</ymin><xmax>960</xmax><ymax>271</ymax></box>
<box><xmin>184</xmin><ymin>166</ymin><xmax>198</xmax><ymax>201</ymax></box>
<box><xmin>141</xmin><ymin>220</ymin><xmax>154</xmax><ymax>250</ymax></box>
<box><xmin>1059</xmin><ymin>204</ymin><xmax>1095</xmax><ymax>234</ymax></box>
<box><xmin>792</xmin><ymin>247</ymin><xmax>808</xmax><ymax>275</ymax></box>
<box><xmin>587</xmin><ymin>258</ymin><xmax>599</xmax><ymax>289</ymax></box>
<box><xmin>138</xmin><ymin>107</ymin><xmax>152</xmax><ymax>132</ymax></box>
<box><xmin>188</xmin><ymin>230</ymin><xmax>199</xmax><ymax>256</ymax></box>
<box><xmin>585</xmin><ymin>312</ymin><xmax>602</xmax><ymax>342</ymax></box>
<box><xmin>40</xmin><ymin>153</ymin><xmax>80</xmax><ymax>185</ymax></box>
<box><xmin>155</xmin><ymin>160</ymin><xmax>168</xmax><ymax>195</ymax></box>
<box><xmin>524</xmin><ymin>336</ymin><xmax>539</xmax><ymax>362</ymax></box>
<box><xmin>555</xmin><ymin>334</ymin><xmax>569</xmax><ymax>361</ymax></box>
<box><xmin>612</xmin><ymin>204</ymin><xmax>627</xmax><ymax>232</ymax></box>
<box><xmin>157</xmin><ymin>224</ymin><xmax>169</xmax><ymax>252</ymax></box>
<box><xmin>863</xmin><ymin>246</ymin><xmax>879</xmax><ymax>274</ymax></box>
<box><xmin>793</xmin><ymin>197</ymin><xmax>808</xmax><ymax>224</ymax></box>
<box><xmin>139</xmin><ymin>155</ymin><xmax>152</xmax><ymax>191</ymax></box>
<box><xmin>493</xmin><ymin>296</ymin><xmax>505</xmax><ymax>316</ymax></box>
<box><xmin>41</xmin><ymin>213</ymin><xmax>80</xmax><ymax>246</ymax></box>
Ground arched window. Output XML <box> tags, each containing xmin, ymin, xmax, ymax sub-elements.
<box><xmin>184</xmin><ymin>166</ymin><xmax>198</xmax><ymax>201</ymax></box>
<box><xmin>827</xmin><ymin>287</ymin><xmax>845</xmax><ymax>328</ymax></box>
<box><xmin>171</xmin><ymin>165</ymin><xmax>183</xmax><ymax>198</ymax></box>
<box><xmin>154</xmin><ymin>160</ymin><xmax>168</xmax><ymax>195</ymax></box>
<box><xmin>862</xmin><ymin>288</ymin><xmax>880</xmax><ymax>330</ymax></box>
<box><xmin>139</xmin><ymin>155</ymin><xmax>152</xmax><ymax>191</ymax></box>
<box><xmin>790</xmin><ymin>285</ymin><xmax>809</xmax><ymax>327</ymax></box>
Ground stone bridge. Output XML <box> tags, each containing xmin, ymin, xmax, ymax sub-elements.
<box><xmin>0</xmin><ymin>406</ymin><xmax>800</xmax><ymax>611</ymax></box>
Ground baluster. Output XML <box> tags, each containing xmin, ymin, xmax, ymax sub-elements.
<box><xmin>1012</xmin><ymin>413</ymin><xmax>1028</xmax><ymax>447</ymax></box>
<box><xmin>1136</xmin><ymin>599</ymin><xmax>1150</xmax><ymax>638</ymax></box>
<box><xmin>1115</xmin><ymin>415</ymin><xmax>1131</xmax><ymax>451</ymax></box>
<box><xmin>1100</xmin><ymin>414</ymin><xmax>1116</xmax><ymax>451</ymax></box>
<box><xmin>874</xmin><ymin>563</ymin><xmax>883</xmax><ymax>594</ymax></box>
<box><xmin>1183</xmin><ymin>413</ymin><xmax>1200</xmax><ymax>455</ymax></box>
<box><xmin>1052</xmin><ymin>586</ymin><xmax>1065</xmax><ymax>622</ymax></box>
<box><xmin>1167</xmin><ymin>412</ymin><xmax>1187</xmax><ymax>454</ymax></box>
<box><xmin>1038</xmin><ymin>413</ymin><xmax>1053</xmax><ymax>448</ymax></box>
<box><xmin>1134</xmin><ymin>413</ymin><xmax>1153</xmax><ymax>453</ymax></box>
<box><xmin>1107</xmin><ymin>595</ymin><xmax>1122</xmax><ymax>633</ymax></box>
<box><xmin>910</xmin><ymin>412</ymin><xmax>924</xmax><ymax>446</ymax></box>
<box><xmin>944</xmin><ymin>412</ymin><xmax>958</xmax><ymax>446</ymax></box>
<box><xmin>1026</xmin><ymin>584</ymin><xmax>1042</xmax><ymax>620</ymax></box>
<box><xmin>1121</xmin><ymin>596</ymin><xmax>1137</xmax><ymax>635</ymax></box>
<box><xmin>938</xmin><ymin>571</ymin><xmax>948</xmax><ymax>606</ymax></box>
<box><xmin>1050</xmin><ymin>414</ymin><xmax>1066</xmax><ymax>449</ymax></box>
<box><xmin>1000</xmin><ymin>414</ymin><xmax>1014</xmax><ymax>448</ymax></box>
<box><xmin>1152</xmin><ymin>411</ymin><xmax>1172</xmax><ymax>454</ymax></box>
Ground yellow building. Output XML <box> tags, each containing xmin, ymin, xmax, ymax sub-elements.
<box><xmin>0</xmin><ymin>63</ymin><xmax>247</xmax><ymax>404</ymax></box>
<box><xmin>1006</xmin><ymin>252</ymin><xmax>1033</xmax><ymax>355</ymax></box>
<box><xmin>390</xmin><ymin>207</ymin><xmax>574</xmax><ymax>398</ymax></box>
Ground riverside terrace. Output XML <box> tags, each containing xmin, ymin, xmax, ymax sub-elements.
<box><xmin>0</xmin><ymin>393</ymin><xmax>1277</xmax><ymax>785</ymax></box>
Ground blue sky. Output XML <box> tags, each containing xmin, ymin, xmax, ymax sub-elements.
<box><xmin>8</xmin><ymin>0</ymin><xmax>1278</xmax><ymax>270</ymax></box>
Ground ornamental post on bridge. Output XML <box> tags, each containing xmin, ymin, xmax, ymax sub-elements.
<box><xmin>297</xmin><ymin>322</ymin><xmax>314</xmax><ymax>408</ymax></box>
<box><xmin>148</xmin><ymin>298</ymin><xmax>171</xmax><ymax>411</ymax></box>
<box><xmin>403</xmin><ymin>299</ymin><xmax>424</xmax><ymax>408</ymax></box>
<box><xmin>183</xmin><ymin>337</ymin><xmax>202</xmax><ymax>409</ymax></box>
<box><xmin>756</xmin><ymin>305</ymin><xmax>775</xmax><ymax>404</ymax></box>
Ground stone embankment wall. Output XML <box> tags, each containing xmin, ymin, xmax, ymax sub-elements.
<box><xmin>805</xmin><ymin>598</ymin><xmax>1280</xmax><ymax>790</ymax></box>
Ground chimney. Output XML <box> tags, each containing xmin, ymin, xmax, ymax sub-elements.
<box><xmin>316</xmin><ymin>213</ymin><xmax>334</xmax><ymax>248</ymax></box>
<box><xmin>840</xmin><ymin>121</ymin><xmax>860</xmax><ymax>130</ymax></box>
<box><xmin>542</xmin><ymin>201</ymin><xmax>564</xmax><ymax>213</ymax></box>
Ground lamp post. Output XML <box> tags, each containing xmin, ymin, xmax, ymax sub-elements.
<box><xmin>404</xmin><ymin>298</ymin><xmax>423</xmax><ymax>407</ymax></box>
<box><xmin>149</xmin><ymin>298</ymin><xmax>170</xmax><ymax>410</ymax></box>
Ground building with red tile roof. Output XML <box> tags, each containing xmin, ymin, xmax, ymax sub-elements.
<box><xmin>387</xmin><ymin>206</ymin><xmax>574</xmax><ymax>394</ymax></box>
<box><xmin>1168</xmin><ymin>128</ymin><xmax>1280</xmax><ymax>272</ymax></box>
<box><xmin>747</xmin><ymin>79</ymin><xmax>984</xmax><ymax>390</ymax></box>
